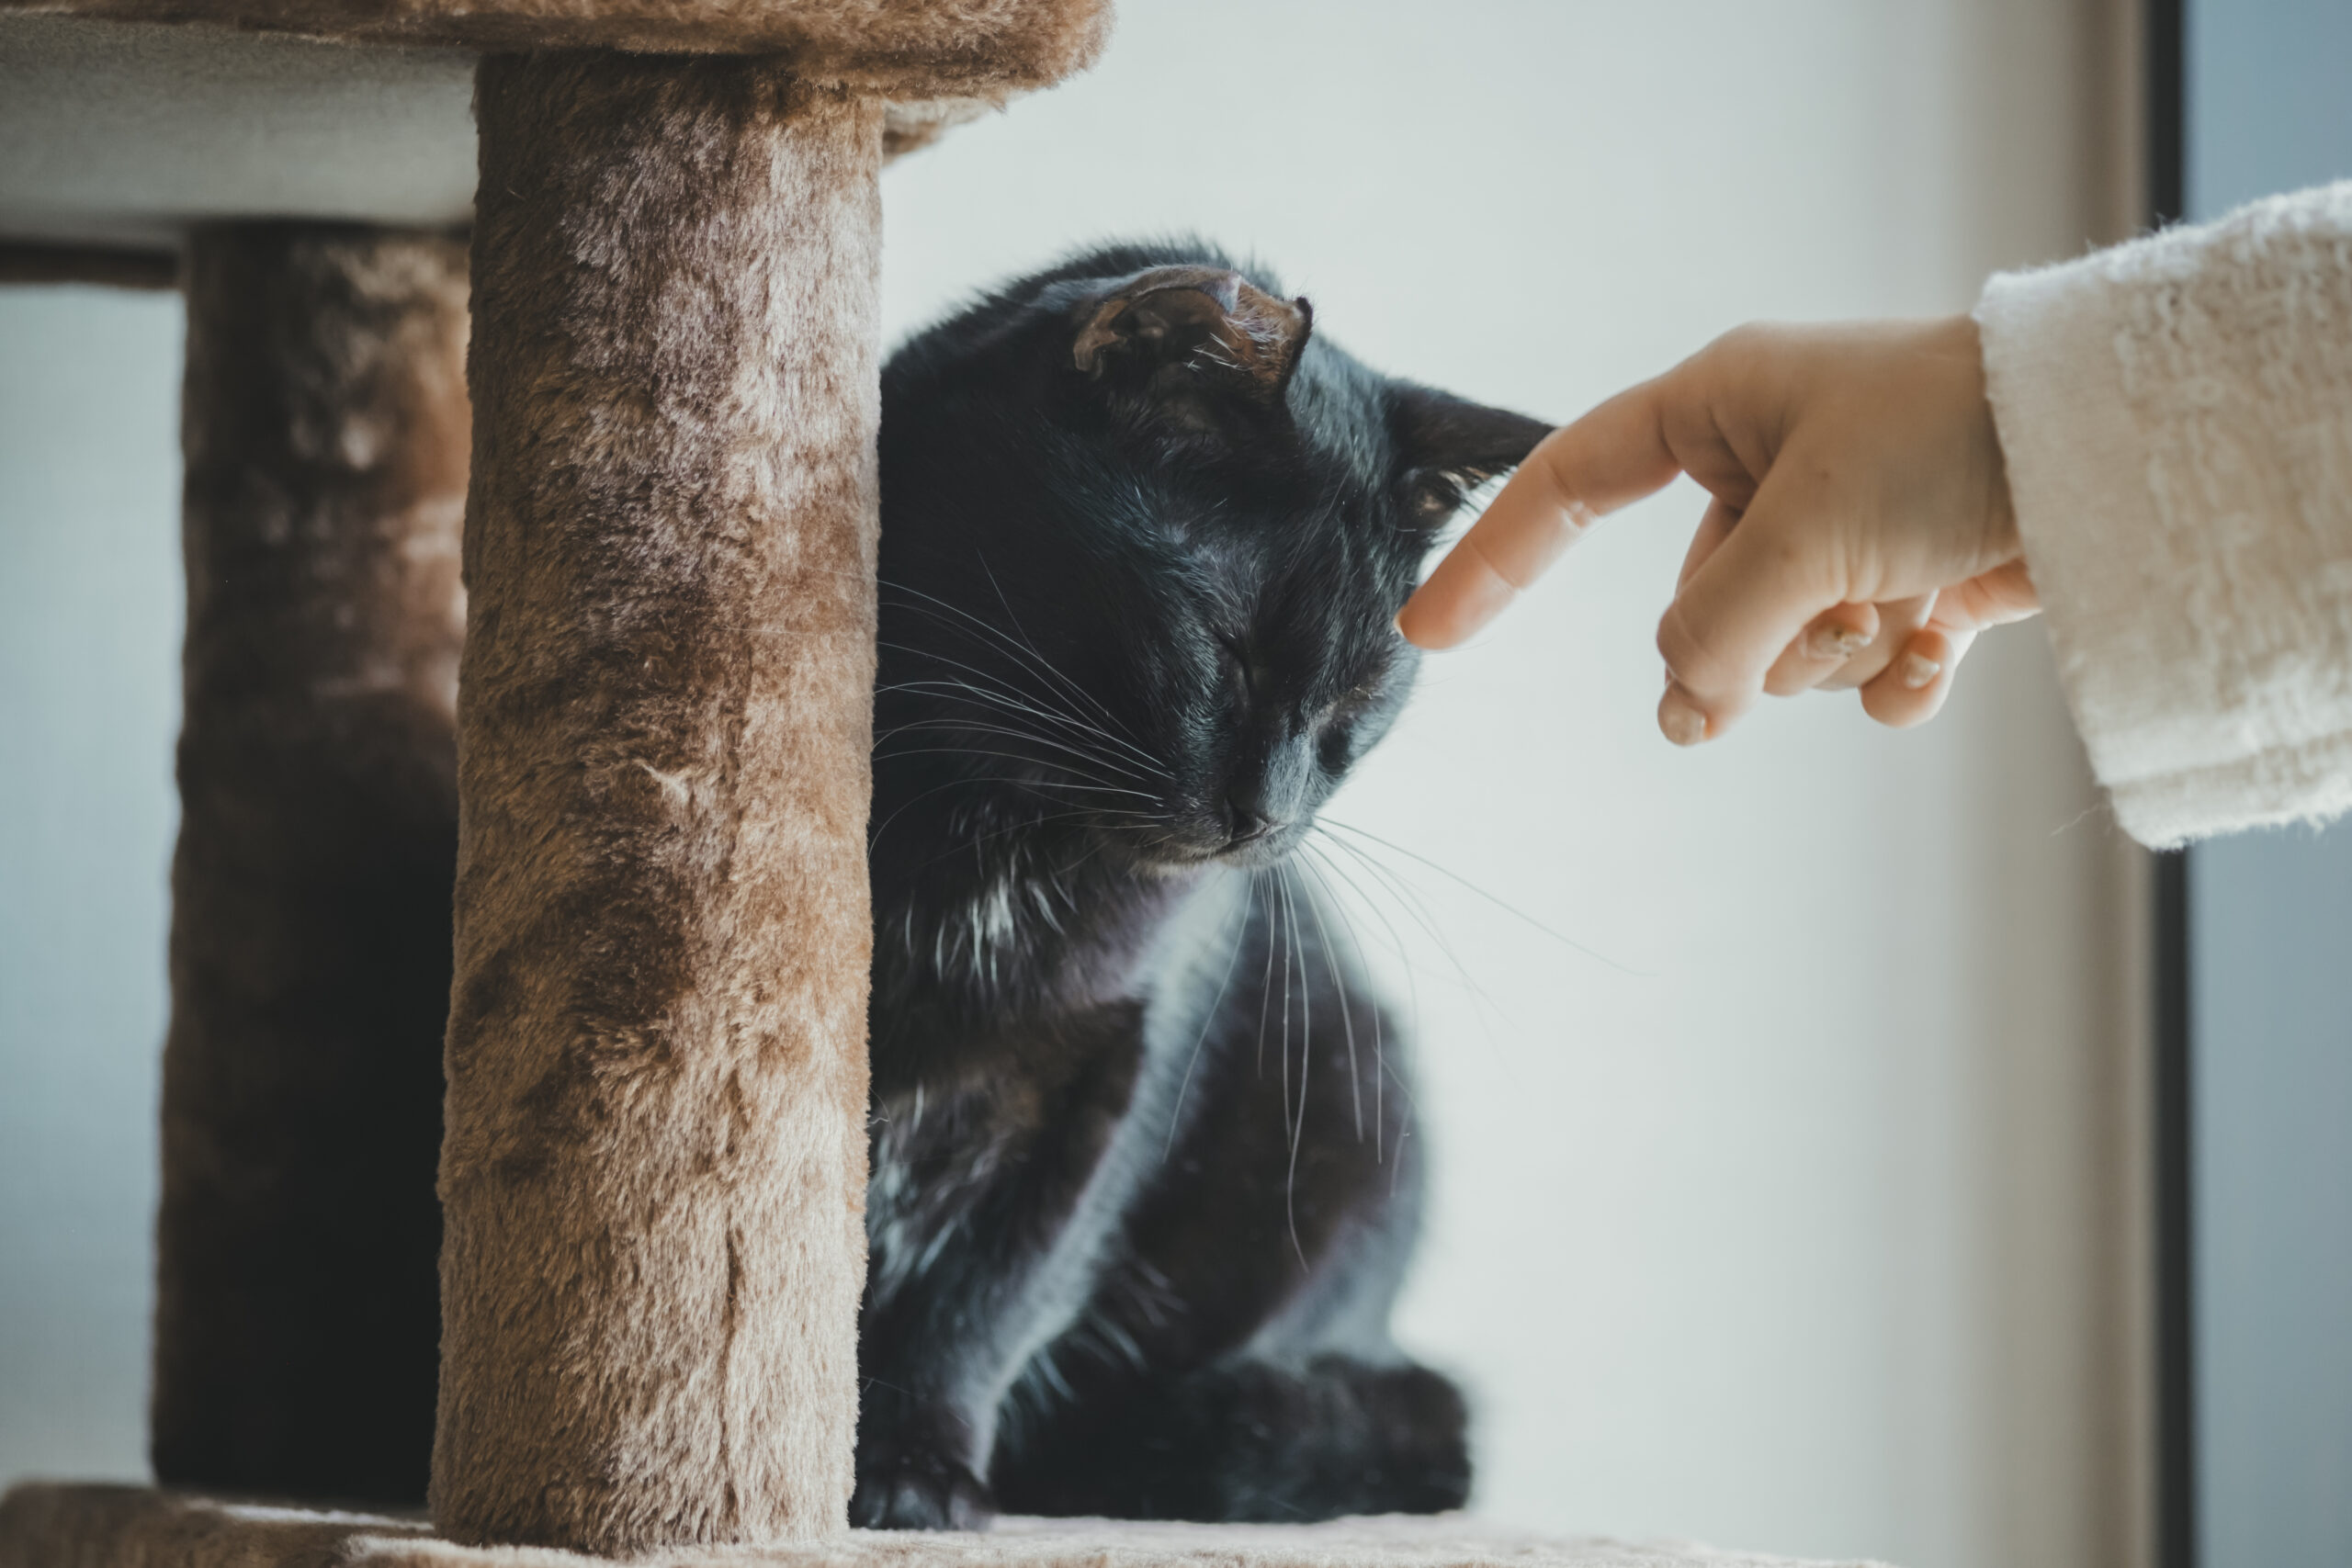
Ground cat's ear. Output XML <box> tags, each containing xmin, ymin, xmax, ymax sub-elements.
<box><xmin>1387</xmin><ymin>383</ymin><xmax>1553</xmax><ymax>529</ymax></box>
<box><xmin>1069</xmin><ymin>266</ymin><xmax>1313</xmax><ymax>406</ymax></box>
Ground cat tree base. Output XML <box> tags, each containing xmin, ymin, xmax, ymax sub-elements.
<box><xmin>0</xmin><ymin>1486</ymin><xmax>1880</xmax><ymax>1568</ymax></box>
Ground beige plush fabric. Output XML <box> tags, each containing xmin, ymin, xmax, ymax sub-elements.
<box><xmin>0</xmin><ymin>1487</ymin><xmax>1887</xmax><ymax>1568</ymax></box>
<box><xmin>437</xmin><ymin>56</ymin><xmax>881</xmax><ymax>1552</ymax></box>
<box><xmin>155</xmin><ymin>224</ymin><xmax>468</xmax><ymax>1506</ymax></box>
<box><xmin>1976</xmin><ymin>181</ymin><xmax>2352</xmax><ymax>848</ymax></box>
<box><xmin>0</xmin><ymin>0</ymin><xmax>1110</xmax><ymax>88</ymax></box>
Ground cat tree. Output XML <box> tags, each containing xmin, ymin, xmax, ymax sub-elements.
<box><xmin>0</xmin><ymin>6</ymin><xmax>1870</xmax><ymax>1566</ymax></box>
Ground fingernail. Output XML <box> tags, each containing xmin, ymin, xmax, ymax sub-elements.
<box><xmin>1657</xmin><ymin>689</ymin><xmax>1707</xmax><ymax>747</ymax></box>
<box><xmin>1899</xmin><ymin>652</ymin><xmax>1942</xmax><ymax>690</ymax></box>
<box><xmin>1805</xmin><ymin>622</ymin><xmax>1871</xmax><ymax>660</ymax></box>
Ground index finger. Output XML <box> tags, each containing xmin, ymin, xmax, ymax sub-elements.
<box><xmin>1396</xmin><ymin>377</ymin><xmax>1685</xmax><ymax>649</ymax></box>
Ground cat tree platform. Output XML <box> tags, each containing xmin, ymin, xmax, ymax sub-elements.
<box><xmin>0</xmin><ymin>1486</ymin><xmax>1880</xmax><ymax>1568</ymax></box>
<box><xmin>4</xmin><ymin>3</ymin><xmax>1871</xmax><ymax>1565</ymax></box>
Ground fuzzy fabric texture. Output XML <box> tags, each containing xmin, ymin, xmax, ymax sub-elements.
<box><xmin>1977</xmin><ymin>180</ymin><xmax>2352</xmax><ymax>847</ymax></box>
<box><xmin>0</xmin><ymin>1487</ymin><xmax>1887</xmax><ymax>1568</ymax></box>
<box><xmin>436</xmin><ymin>54</ymin><xmax>881</xmax><ymax>1553</ymax></box>
<box><xmin>153</xmin><ymin>223</ymin><xmax>469</xmax><ymax>1506</ymax></box>
<box><xmin>0</xmin><ymin>0</ymin><xmax>1111</xmax><ymax>94</ymax></box>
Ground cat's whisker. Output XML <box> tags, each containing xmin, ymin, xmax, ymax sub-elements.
<box><xmin>1273</xmin><ymin>865</ymin><xmax>1294</xmax><ymax>1136</ymax></box>
<box><xmin>883</xmin><ymin>675</ymin><xmax>1164</xmax><ymax>779</ymax></box>
<box><xmin>1300</xmin><ymin>882</ymin><xmax>1432</xmax><ymax>1205</ymax></box>
<box><xmin>871</xmin><ymin>771</ymin><xmax>1073</xmax><ymax>852</ymax></box>
<box><xmin>1254</xmin><ymin>870</ymin><xmax>1280</xmax><ymax>1083</ymax></box>
<box><xmin>887</xmin><ymin>770</ymin><xmax>1161</xmax><ymax>821</ymax></box>
<box><xmin>874</xmin><ymin>633</ymin><xmax>1166</xmax><ymax>784</ymax></box>
<box><xmin>1057</xmin><ymin>835</ymin><xmax>1111</xmax><ymax>888</ymax></box>
<box><xmin>1162</xmin><ymin>874</ymin><xmax>1257</xmax><ymax>1163</ymax></box>
<box><xmin>1288</xmin><ymin>863</ymin><xmax>1312</xmax><ymax>1165</ymax></box>
<box><xmin>1309</xmin><ymin>829</ymin><xmax>1524</xmax><ymax>1082</ymax></box>
<box><xmin>1296</xmin><ymin>839</ymin><xmax>1427</xmax><ymax>1159</ymax></box>
<box><xmin>946</xmin><ymin>803</ymin><xmax>1155</xmax><ymax>863</ymax></box>
<box><xmin>873</xmin><ymin>769</ymin><xmax>1146</xmax><ymax>836</ymax></box>
<box><xmin>973</xmin><ymin>556</ymin><xmax>1158</xmax><ymax>752</ymax></box>
<box><xmin>878</xmin><ymin>578</ymin><xmax>1152</xmax><ymax>754</ymax></box>
<box><xmin>1293</xmin><ymin>851</ymin><xmax>1364</xmax><ymax>1145</ymax></box>
<box><xmin>1274</xmin><ymin>862</ymin><xmax>1311</xmax><ymax>1274</ymax></box>
<box><xmin>1296</xmin><ymin>845</ymin><xmax>1392</xmax><ymax>1160</ymax></box>
<box><xmin>876</xmin><ymin>764</ymin><xmax>1156</xmax><ymax>815</ymax></box>
<box><xmin>868</xmin><ymin>744</ymin><xmax>1159</xmax><ymax>810</ymax></box>
<box><xmin>876</xmin><ymin>719</ymin><xmax>1160</xmax><ymax>790</ymax></box>
<box><xmin>1312</xmin><ymin>849</ymin><xmax>1386</xmax><ymax>1158</ymax></box>
<box><xmin>1319</xmin><ymin>817</ymin><xmax>1636</xmax><ymax>975</ymax></box>
<box><xmin>875</xmin><ymin>647</ymin><xmax>1168</xmax><ymax>780</ymax></box>
<box><xmin>867</xmin><ymin>770</ymin><xmax>1153</xmax><ymax>856</ymax></box>
<box><xmin>1310</xmin><ymin>828</ymin><xmax>1502</xmax><ymax>1015</ymax></box>
<box><xmin>879</xmin><ymin>576</ymin><xmax>1102</xmax><ymax>712</ymax></box>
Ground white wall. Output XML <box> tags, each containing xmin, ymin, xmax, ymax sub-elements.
<box><xmin>0</xmin><ymin>4</ymin><xmax>2133</xmax><ymax>1565</ymax></box>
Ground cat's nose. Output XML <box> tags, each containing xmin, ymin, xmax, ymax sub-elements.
<box><xmin>1225</xmin><ymin>801</ymin><xmax>1277</xmax><ymax>846</ymax></box>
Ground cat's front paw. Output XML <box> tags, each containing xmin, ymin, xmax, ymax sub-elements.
<box><xmin>851</xmin><ymin>1448</ymin><xmax>996</xmax><ymax>1530</ymax></box>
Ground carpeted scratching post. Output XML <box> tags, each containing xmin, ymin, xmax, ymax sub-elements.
<box><xmin>155</xmin><ymin>224</ymin><xmax>469</xmax><ymax>1506</ymax></box>
<box><xmin>435</xmin><ymin>54</ymin><xmax>880</xmax><ymax>1550</ymax></box>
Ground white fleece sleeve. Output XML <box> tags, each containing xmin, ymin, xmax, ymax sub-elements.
<box><xmin>1974</xmin><ymin>180</ymin><xmax>2352</xmax><ymax>848</ymax></box>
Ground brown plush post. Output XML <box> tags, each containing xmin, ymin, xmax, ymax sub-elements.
<box><xmin>435</xmin><ymin>55</ymin><xmax>881</xmax><ymax>1551</ymax></box>
<box><xmin>153</xmin><ymin>224</ymin><xmax>469</xmax><ymax>1504</ymax></box>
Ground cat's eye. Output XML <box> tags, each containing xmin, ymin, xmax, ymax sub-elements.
<box><xmin>1216</xmin><ymin>636</ymin><xmax>1253</xmax><ymax>700</ymax></box>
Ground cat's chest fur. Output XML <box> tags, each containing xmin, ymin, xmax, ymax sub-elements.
<box><xmin>864</xmin><ymin>853</ymin><xmax>1246</xmax><ymax>1309</ymax></box>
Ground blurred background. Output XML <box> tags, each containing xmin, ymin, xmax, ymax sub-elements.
<box><xmin>1</xmin><ymin>3</ymin><xmax>2345</xmax><ymax>1567</ymax></box>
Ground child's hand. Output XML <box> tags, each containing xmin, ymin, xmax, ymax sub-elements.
<box><xmin>1396</xmin><ymin>316</ymin><xmax>2042</xmax><ymax>743</ymax></box>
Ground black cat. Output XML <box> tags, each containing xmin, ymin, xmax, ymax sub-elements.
<box><xmin>856</xmin><ymin>242</ymin><xmax>1548</xmax><ymax>1529</ymax></box>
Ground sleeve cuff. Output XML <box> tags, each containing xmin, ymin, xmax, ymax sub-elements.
<box><xmin>1975</xmin><ymin>189</ymin><xmax>2352</xmax><ymax>847</ymax></box>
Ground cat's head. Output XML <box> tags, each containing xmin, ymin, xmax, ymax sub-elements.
<box><xmin>876</xmin><ymin>241</ymin><xmax>1547</xmax><ymax>874</ymax></box>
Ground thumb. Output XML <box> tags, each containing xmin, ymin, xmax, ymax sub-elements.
<box><xmin>1927</xmin><ymin>558</ymin><xmax>2040</xmax><ymax>636</ymax></box>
